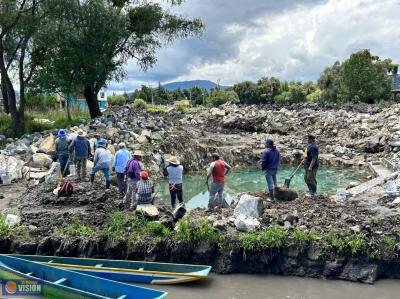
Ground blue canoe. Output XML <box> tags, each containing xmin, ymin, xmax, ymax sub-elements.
<box><xmin>11</xmin><ymin>254</ymin><xmax>212</xmax><ymax>285</ymax></box>
<box><xmin>0</xmin><ymin>255</ymin><xmax>167</xmax><ymax>299</ymax></box>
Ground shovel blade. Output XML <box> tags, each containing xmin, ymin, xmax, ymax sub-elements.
<box><xmin>283</xmin><ymin>179</ymin><xmax>291</xmax><ymax>188</ymax></box>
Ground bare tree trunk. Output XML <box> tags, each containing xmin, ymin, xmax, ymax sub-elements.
<box><xmin>1</xmin><ymin>76</ymin><xmax>9</xmax><ymax>114</ymax></box>
<box><xmin>83</xmin><ymin>85</ymin><xmax>102</xmax><ymax>118</ymax></box>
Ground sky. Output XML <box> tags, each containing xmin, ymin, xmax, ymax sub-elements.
<box><xmin>108</xmin><ymin>0</ymin><xmax>400</xmax><ymax>93</ymax></box>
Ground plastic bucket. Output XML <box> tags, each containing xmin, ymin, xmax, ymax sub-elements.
<box><xmin>69</xmin><ymin>165</ymin><xmax>76</xmax><ymax>176</ymax></box>
<box><xmin>1</xmin><ymin>174</ymin><xmax>11</xmax><ymax>185</ymax></box>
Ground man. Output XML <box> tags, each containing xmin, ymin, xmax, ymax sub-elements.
<box><xmin>136</xmin><ymin>171</ymin><xmax>155</xmax><ymax>205</ymax></box>
<box><xmin>304</xmin><ymin>134</ymin><xmax>319</xmax><ymax>197</ymax></box>
<box><xmin>261</xmin><ymin>139</ymin><xmax>281</xmax><ymax>200</ymax></box>
<box><xmin>93</xmin><ymin>133</ymin><xmax>107</xmax><ymax>152</ymax></box>
<box><xmin>113</xmin><ymin>142</ymin><xmax>131</xmax><ymax>195</ymax></box>
<box><xmin>55</xmin><ymin>129</ymin><xmax>70</xmax><ymax>177</ymax></box>
<box><xmin>206</xmin><ymin>153</ymin><xmax>232</xmax><ymax>210</ymax></box>
<box><xmin>68</xmin><ymin>129</ymin><xmax>91</xmax><ymax>180</ymax></box>
<box><xmin>91</xmin><ymin>139</ymin><xmax>111</xmax><ymax>188</ymax></box>
<box><xmin>124</xmin><ymin>150</ymin><xmax>143</xmax><ymax>209</ymax></box>
<box><xmin>164</xmin><ymin>156</ymin><xmax>184</xmax><ymax>209</ymax></box>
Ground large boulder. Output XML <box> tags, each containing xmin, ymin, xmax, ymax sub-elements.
<box><xmin>37</xmin><ymin>135</ymin><xmax>56</xmax><ymax>156</ymax></box>
<box><xmin>233</xmin><ymin>194</ymin><xmax>263</xmax><ymax>218</ymax></box>
<box><xmin>31</xmin><ymin>153</ymin><xmax>53</xmax><ymax>169</ymax></box>
<box><xmin>234</xmin><ymin>214</ymin><xmax>260</xmax><ymax>232</ymax></box>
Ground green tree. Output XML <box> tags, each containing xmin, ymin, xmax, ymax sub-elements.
<box><xmin>206</xmin><ymin>89</ymin><xmax>239</xmax><ymax>107</ymax></box>
<box><xmin>257</xmin><ymin>77</ymin><xmax>281</xmax><ymax>103</ymax></box>
<box><xmin>232</xmin><ymin>81</ymin><xmax>260</xmax><ymax>104</ymax></box>
<box><xmin>318</xmin><ymin>61</ymin><xmax>341</xmax><ymax>103</ymax></box>
<box><xmin>34</xmin><ymin>0</ymin><xmax>204</xmax><ymax>118</ymax></box>
<box><xmin>337</xmin><ymin>49</ymin><xmax>393</xmax><ymax>103</ymax></box>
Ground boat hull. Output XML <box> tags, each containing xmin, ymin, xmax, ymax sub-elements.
<box><xmin>0</xmin><ymin>255</ymin><xmax>167</xmax><ymax>299</ymax></box>
<box><xmin>10</xmin><ymin>255</ymin><xmax>212</xmax><ymax>285</ymax></box>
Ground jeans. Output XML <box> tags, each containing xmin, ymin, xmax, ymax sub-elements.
<box><xmin>169</xmin><ymin>183</ymin><xmax>183</xmax><ymax>207</ymax></box>
<box><xmin>209</xmin><ymin>182</ymin><xmax>224</xmax><ymax>208</ymax></box>
<box><xmin>264</xmin><ymin>169</ymin><xmax>278</xmax><ymax>190</ymax></box>
<box><xmin>75</xmin><ymin>157</ymin><xmax>87</xmax><ymax>179</ymax></box>
<box><xmin>116</xmin><ymin>172</ymin><xmax>127</xmax><ymax>195</ymax></box>
<box><xmin>91</xmin><ymin>165</ymin><xmax>110</xmax><ymax>183</ymax></box>
<box><xmin>58</xmin><ymin>153</ymin><xmax>69</xmax><ymax>177</ymax></box>
<box><xmin>304</xmin><ymin>168</ymin><xmax>318</xmax><ymax>194</ymax></box>
<box><xmin>125</xmin><ymin>178</ymin><xmax>138</xmax><ymax>208</ymax></box>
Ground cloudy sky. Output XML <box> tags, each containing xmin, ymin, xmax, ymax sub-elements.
<box><xmin>108</xmin><ymin>0</ymin><xmax>400</xmax><ymax>93</ymax></box>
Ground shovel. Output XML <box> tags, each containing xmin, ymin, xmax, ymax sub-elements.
<box><xmin>283</xmin><ymin>162</ymin><xmax>303</xmax><ymax>188</ymax></box>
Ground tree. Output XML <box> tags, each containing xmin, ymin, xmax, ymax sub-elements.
<box><xmin>232</xmin><ymin>81</ymin><xmax>260</xmax><ymax>104</ymax></box>
<box><xmin>34</xmin><ymin>0</ymin><xmax>203</xmax><ymax>118</ymax></box>
<box><xmin>0</xmin><ymin>0</ymin><xmax>52</xmax><ymax>135</ymax></box>
<box><xmin>318</xmin><ymin>61</ymin><xmax>341</xmax><ymax>103</ymax></box>
<box><xmin>206</xmin><ymin>89</ymin><xmax>239</xmax><ymax>107</ymax></box>
<box><xmin>257</xmin><ymin>76</ymin><xmax>281</xmax><ymax>103</ymax></box>
<box><xmin>337</xmin><ymin>49</ymin><xmax>393</xmax><ymax>103</ymax></box>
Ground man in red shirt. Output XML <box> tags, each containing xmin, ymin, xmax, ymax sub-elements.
<box><xmin>206</xmin><ymin>153</ymin><xmax>232</xmax><ymax>210</ymax></box>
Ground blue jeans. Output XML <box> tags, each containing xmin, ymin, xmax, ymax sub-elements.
<box><xmin>209</xmin><ymin>182</ymin><xmax>224</xmax><ymax>207</ymax></box>
<box><xmin>58</xmin><ymin>153</ymin><xmax>69</xmax><ymax>177</ymax></box>
<box><xmin>91</xmin><ymin>165</ymin><xmax>110</xmax><ymax>182</ymax></box>
<box><xmin>265</xmin><ymin>169</ymin><xmax>278</xmax><ymax>190</ymax></box>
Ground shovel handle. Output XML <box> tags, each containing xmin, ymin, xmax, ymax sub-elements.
<box><xmin>289</xmin><ymin>162</ymin><xmax>303</xmax><ymax>179</ymax></box>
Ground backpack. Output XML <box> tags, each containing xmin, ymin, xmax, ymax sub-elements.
<box><xmin>58</xmin><ymin>180</ymin><xmax>73</xmax><ymax>197</ymax></box>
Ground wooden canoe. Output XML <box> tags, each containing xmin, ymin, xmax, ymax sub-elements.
<box><xmin>0</xmin><ymin>254</ymin><xmax>167</xmax><ymax>299</ymax></box>
<box><xmin>11</xmin><ymin>254</ymin><xmax>212</xmax><ymax>285</ymax></box>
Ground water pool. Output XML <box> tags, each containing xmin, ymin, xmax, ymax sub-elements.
<box><xmin>155</xmin><ymin>166</ymin><xmax>368</xmax><ymax>209</ymax></box>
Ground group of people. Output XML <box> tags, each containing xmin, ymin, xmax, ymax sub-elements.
<box><xmin>261</xmin><ymin>134</ymin><xmax>319</xmax><ymax>199</ymax></box>
<box><xmin>56</xmin><ymin>127</ymin><xmax>319</xmax><ymax>210</ymax></box>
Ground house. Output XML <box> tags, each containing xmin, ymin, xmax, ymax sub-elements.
<box><xmin>392</xmin><ymin>74</ymin><xmax>400</xmax><ymax>98</ymax></box>
<box><xmin>57</xmin><ymin>88</ymin><xmax>108</xmax><ymax>112</ymax></box>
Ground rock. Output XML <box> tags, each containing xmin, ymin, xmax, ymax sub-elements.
<box><xmin>210</xmin><ymin>108</ymin><xmax>226</xmax><ymax>117</ymax></box>
<box><xmin>233</xmin><ymin>194</ymin><xmax>263</xmax><ymax>218</ymax></box>
<box><xmin>5</xmin><ymin>214</ymin><xmax>21</xmax><ymax>226</ymax></box>
<box><xmin>37</xmin><ymin>135</ymin><xmax>56</xmax><ymax>155</ymax></box>
<box><xmin>136</xmin><ymin>204</ymin><xmax>159</xmax><ymax>219</ymax></box>
<box><xmin>392</xmin><ymin>197</ymin><xmax>400</xmax><ymax>204</ymax></box>
<box><xmin>106</xmin><ymin>127</ymin><xmax>119</xmax><ymax>139</ymax></box>
<box><xmin>274</xmin><ymin>187</ymin><xmax>298</xmax><ymax>201</ymax></box>
<box><xmin>234</xmin><ymin>214</ymin><xmax>260</xmax><ymax>232</ymax></box>
<box><xmin>0</xmin><ymin>155</ymin><xmax>23</xmax><ymax>181</ymax></box>
<box><xmin>31</xmin><ymin>153</ymin><xmax>53</xmax><ymax>169</ymax></box>
<box><xmin>45</xmin><ymin>162</ymin><xmax>61</xmax><ymax>184</ymax></box>
<box><xmin>350</xmin><ymin>225</ymin><xmax>361</xmax><ymax>233</ymax></box>
<box><xmin>173</xmin><ymin>204</ymin><xmax>187</xmax><ymax>220</ymax></box>
<box><xmin>213</xmin><ymin>219</ymin><xmax>228</xmax><ymax>230</ymax></box>
<box><xmin>137</xmin><ymin>134</ymin><xmax>148</xmax><ymax>144</ymax></box>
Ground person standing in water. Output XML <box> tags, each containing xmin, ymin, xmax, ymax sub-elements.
<box><xmin>206</xmin><ymin>153</ymin><xmax>232</xmax><ymax>210</ymax></box>
<box><xmin>261</xmin><ymin>139</ymin><xmax>281</xmax><ymax>200</ymax></box>
<box><xmin>304</xmin><ymin>134</ymin><xmax>319</xmax><ymax>197</ymax></box>
<box><xmin>164</xmin><ymin>156</ymin><xmax>184</xmax><ymax>209</ymax></box>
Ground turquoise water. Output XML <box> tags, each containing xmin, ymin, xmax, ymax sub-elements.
<box><xmin>155</xmin><ymin>166</ymin><xmax>368</xmax><ymax>209</ymax></box>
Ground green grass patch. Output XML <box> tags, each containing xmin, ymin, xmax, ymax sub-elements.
<box><xmin>174</xmin><ymin>216</ymin><xmax>220</xmax><ymax>244</ymax></box>
<box><xmin>59</xmin><ymin>215</ymin><xmax>98</xmax><ymax>239</ymax></box>
<box><xmin>0</xmin><ymin>215</ymin><xmax>30</xmax><ymax>241</ymax></box>
<box><xmin>146</xmin><ymin>106</ymin><xmax>169</xmax><ymax>113</ymax></box>
<box><xmin>291</xmin><ymin>228</ymin><xmax>319</xmax><ymax>247</ymax></box>
<box><xmin>239</xmin><ymin>232</ymin><xmax>262</xmax><ymax>251</ymax></box>
<box><xmin>261</xmin><ymin>226</ymin><xmax>288</xmax><ymax>248</ymax></box>
<box><xmin>378</xmin><ymin>235</ymin><xmax>398</xmax><ymax>259</ymax></box>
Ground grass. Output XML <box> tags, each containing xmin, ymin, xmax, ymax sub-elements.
<box><xmin>379</xmin><ymin>235</ymin><xmax>398</xmax><ymax>259</ymax></box>
<box><xmin>60</xmin><ymin>215</ymin><xmax>98</xmax><ymax>239</ymax></box>
<box><xmin>0</xmin><ymin>215</ymin><xmax>30</xmax><ymax>241</ymax></box>
<box><xmin>239</xmin><ymin>233</ymin><xmax>262</xmax><ymax>252</ymax></box>
<box><xmin>261</xmin><ymin>226</ymin><xmax>288</xmax><ymax>248</ymax></box>
<box><xmin>291</xmin><ymin>228</ymin><xmax>319</xmax><ymax>248</ymax></box>
<box><xmin>174</xmin><ymin>216</ymin><xmax>220</xmax><ymax>244</ymax></box>
<box><xmin>146</xmin><ymin>106</ymin><xmax>169</xmax><ymax>113</ymax></box>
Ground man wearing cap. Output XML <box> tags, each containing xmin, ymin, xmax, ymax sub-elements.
<box><xmin>55</xmin><ymin>129</ymin><xmax>70</xmax><ymax>177</ymax></box>
<box><xmin>164</xmin><ymin>156</ymin><xmax>184</xmax><ymax>209</ymax></box>
<box><xmin>93</xmin><ymin>133</ymin><xmax>108</xmax><ymax>152</ymax></box>
<box><xmin>206</xmin><ymin>153</ymin><xmax>232</xmax><ymax>210</ymax></box>
<box><xmin>68</xmin><ymin>129</ymin><xmax>91</xmax><ymax>180</ymax></box>
<box><xmin>261</xmin><ymin>139</ymin><xmax>281</xmax><ymax>200</ymax></box>
<box><xmin>124</xmin><ymin>150</ymin><xmax>143</xmax><ymax>209</ymax></box>
<box><xmin>113</xmin><ymin>143</ymin><xmax>131</xmax><ymax>195</ymax></box>
<box><xmin>136</xmin><ymin>171</ymin><xmax>155</xmax><ymax>205</ymax></box>
<box><xmin>91</xmin><ymin>139</ymin><xmax>111</xmax><ymax>188</ymax></box>
<box><xmin>304</xmin><ymin>134</ymin><xmax>319</xmax><ymax>197</ymax></box>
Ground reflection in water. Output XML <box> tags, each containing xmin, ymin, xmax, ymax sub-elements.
<box><xmin>155</xmin><ymin>166</ymin><xmax>367</xmax><ymax>209</ymax></box>
<box><xmin>137</xmin><ymin>274</ymin><xmax>399</xmax><ymax>299</ymax></box>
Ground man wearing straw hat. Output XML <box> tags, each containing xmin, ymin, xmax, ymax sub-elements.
<box><xmin>124</xmin><ymin>150</ymin><xmax>143</xmax><ymax>209</ymax></box>
<box><xmin>68</xmin><ymin>129</ymin><xmax>91</xmax><ymax>180</ymax></box>
<box><xmin>164</xmin><ymin>156</ymin><xmax>184</xmax><ymax>209</ymax></box>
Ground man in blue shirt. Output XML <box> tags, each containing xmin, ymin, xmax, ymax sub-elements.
<box><xmin>261</xmin><ymin>139</ymin><xmax>281</xmax><ymax>201</ymax></box>
<box><xmin>113</xmin><ymin>142</ymin><xmax>131</xmax><ymax>195</ymax></box>
<box><xmin>68</xmin><ymin>129</ymin><xmax>91</xmax><ymax>180</ymax></box>
<box><xmin>304</xmin><ymin>134</ymin><xmax>319</xmax><ymax>197</ymax></box>
<box><xmin>93</xmin><ymin>133</ymin><xmax>108</xmax><ymax>152</ymax></box>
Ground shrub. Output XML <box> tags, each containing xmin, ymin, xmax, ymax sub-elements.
<box><xmin>108</xmin><ymin>95</ymin><xmax>126</xmax><ymax>106</ymax></box>
<box><xmin>143</xmin><ymin>221</ymin><xmax>171</xmax><ymax>238</ymax></box>
<box><xmin>261</xmin><ymin>226</ymin><xmax>287</xmax><ymax>248</ymax></box>
<box><xmin>174</xmin><ymin>215</ymin><xmax>197</xmax><ymax>242</ymax></box>
<box><xmin>206</xmin><ymin>90</ymin><xmax>240</xmax><ymax>107</ymax></box>
<box><xmin>379</xmin><ymin>235</ymin><xmax>398</xmax><ymax>259</ymax></box>
<box><xmin>60</xmin><ymin>215</ymin><xmax>98</xmax><ymax>239</ymax></box>
<box><xmin>291</xmin><ymin>228</ymin><xmax>319</xmax><ymax>247</ymax></box>
<box><xmin>346</xmin><ymin>233</ymin><xmax>367</xmax><ymax>256</ymax></box>
<box><xmin>239</xmin><ymin>233</ymin><xmax>262</xmax><ymax>251</ymax></box>
<box><xmin>175</xmin><ymin>103</ymin><xmax>188</xmax><ymax>113</ymax></box>
<box><xmin>133</xmin><ymin>98</ymin><xmax>147</xmax><ymax>109</ymax></box>
<box><xmin>26</xmin><ymin>94</ymin><xmax>58</xmax><ymax>111</ymax></box>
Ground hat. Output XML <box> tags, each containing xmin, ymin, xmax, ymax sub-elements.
<box><xmin>133</xmin><ymin>150</ymin><xmax>144</xmax><ymax>156</ymax></box>
<box><xmin>77</xmin><ymin>129</ymin><xmax>87</xmax><ymax>137</ymax></box>
<box><xmin>119</xmin><ymin>142</ymin><xmax>126</xmax><ymax>148</ymax></box>
<box><xmin>140</xmin><ymin>171</ymin><xmax>149</xmax><ymax>180</ymax></box>
<box><xmin>167</xmin><ymin>156</ymin><xmax>180</xmax><ymax>165</ymax></box>
<box><xmin>97</xmin><ymin>139</ymin><xmax>107</xmax><ymax>147</ymax></box>
<box><xmin>71</xmin><ymin>126</ymin><xmax>79</xmax><ymax>132</ymax></box>
<box><xmin>57</xmin><ymin>129</ymin><xmax>66</xmax><ymax>138</ymax></box>
<box><xmin>265</xmin><ymin>139</ymin><xmax>274</xmax><ymax>146</ymax></box>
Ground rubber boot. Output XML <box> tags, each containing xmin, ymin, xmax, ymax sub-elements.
<box><xmin>269</xmin><ymin>189</ymin><xmax>275</xmax><ymax>201</ymax></box>
<box><xmin>90</xmin><ymin>174</ymin><xmax>95</xmax><ymax>184</ymax></box>
<box><xmin>106</xmin><ymin>180</ymin><xmax>110</xmax><ymax>189</ymax></box>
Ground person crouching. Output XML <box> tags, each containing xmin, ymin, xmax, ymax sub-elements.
<box><xmin>136</xmin><ymin>171</ymin><xmax>155</xmax><ymax>206</ymax></box>
<box><xmin>90</xmin><ymin>139</ymin><xmax>111</xmax><ymax>188</ymax></box>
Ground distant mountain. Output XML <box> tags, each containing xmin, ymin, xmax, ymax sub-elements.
<box><xmin>162</xmin><ymin>80</ymin><xmax>229</xmax><ymax>91</ymax></box>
